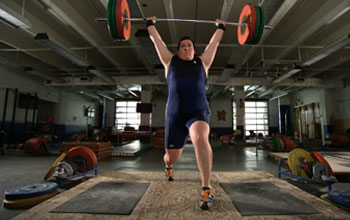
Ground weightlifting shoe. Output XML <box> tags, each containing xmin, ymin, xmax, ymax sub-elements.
<box><xmin>165</xmin><ymin>167</ymin><xmax>174</xmax><ymax>181</ymax></box>
<box><xmin>200</xmin><ymin>187</ymin><xmax>215</xmax><ymax>210</ymax></box>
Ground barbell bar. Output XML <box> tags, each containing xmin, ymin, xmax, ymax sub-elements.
<box><xmin>97</xmin><ymin>17</ymin><xmax>273</xmax><ymax>30</ymax></box>
<box><xmin>103</xmin><ymin>0</ymin><xmax>272</xmax><ymax>45</ymax></box>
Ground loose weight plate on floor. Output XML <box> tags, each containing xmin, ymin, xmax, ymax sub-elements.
<box><xmin>5</xmin><ymin>182</ymin><xmax>58</xmax><ymax>200</ymax></box>
<box><xmin>3</xmin><ymin>190</ymin><xmax>59</xmax><ymax>209</ymax></box>
<box><xmin>328</xmin><ymin>190</ymin><xmax>350</xmax><ymax>208</ymax></box>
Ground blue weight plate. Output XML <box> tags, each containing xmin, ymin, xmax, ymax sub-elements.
<box><xmin>328</xmin><ymin>190</ymin><xmax>350</xmax><ymax>208</ymax></box>
<box><xmin>5</xmin><ymin>182</ymin><xmax>57</xmax><ymax>200</ymax></box>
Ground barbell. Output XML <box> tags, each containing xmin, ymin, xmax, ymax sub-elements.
<box><xmin>101</xmin><ymin>0</ymin><xmax>272</xmax><ymax>45</ymax></box>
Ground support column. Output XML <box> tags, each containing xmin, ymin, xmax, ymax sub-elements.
<box><xmin>235</xmin><ymin>86</ymin><xmax>245</xmax><ymax>140</ymax></box>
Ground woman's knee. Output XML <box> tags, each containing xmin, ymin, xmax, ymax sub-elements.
<box><xmin>166</xmin><ymin>149</ymin><xmax>183</xmax><ymax>160</ymax></box>
<box><xmin>191</xmin><ymin>132</ymin><xmax>208</xmax><ymax>145</ymax></box>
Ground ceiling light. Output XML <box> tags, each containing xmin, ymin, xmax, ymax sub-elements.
<box><xmin>34</xmin><ymin>33</ymin><xmax>89</xmax><ymax>67</ymax></box>
<box><xmin>0</xmin><ymin>2</ymin><xmax>31</xmax><ymax>29</ymax></box>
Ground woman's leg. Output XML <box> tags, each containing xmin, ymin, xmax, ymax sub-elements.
<box><xmin>189</xmin><ymin>121</ymin><xmax>212</xmax><ymax>187</ymax></box>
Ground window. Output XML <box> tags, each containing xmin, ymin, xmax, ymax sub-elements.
<box><xmin>245</xmin><ymin>101</ymin><xmax>269</xmax><ymax>136</ymax></box>
<box><xmin>87</xmin><ymin>108</ymin><xmax>95</xmax><ymax>118</ymax></box>
<box><xmin>115</xmin><ymin>101</ymin><xmax>140</xmax><ymax>130</ymax></box>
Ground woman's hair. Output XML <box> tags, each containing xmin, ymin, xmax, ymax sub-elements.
<box><xmin>177</xmin><ymin>36</ymin><xmax>196</xmax><ymax>50</ymax></box>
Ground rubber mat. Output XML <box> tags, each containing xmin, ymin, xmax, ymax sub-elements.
<box><xmin>51</xmin><ymin>182</ymin><xmax>149</xmax><ymax>215</ymax></box>
<box><xmin>220</xmin><ymin>182</ymin><xmax>319</xmax><ymax>216</ymax></box>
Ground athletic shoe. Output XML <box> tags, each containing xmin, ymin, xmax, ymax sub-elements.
<box><xmin>200</xmin><ymin>187</ymin><xmax>214</xmax><ymax>210</ymax></box>
<box><xmin>165</xmin><ymin>167</ymin><xmax>174</xmax><ymax>181</ymax></box>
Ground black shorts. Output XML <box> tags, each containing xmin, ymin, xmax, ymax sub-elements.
<box><xmin>165</xmin><ymin>108</ymin><xmax>210</xmax><ymax>149</ymax></box>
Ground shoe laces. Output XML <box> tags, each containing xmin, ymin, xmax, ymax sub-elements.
<box><xmin>166</xmin><ymin>168</ymin><xmax>173</xmax><ymax>177</ymax></box>
<box><xmin>201</xmin><ymin>189</ymin><xmax>215</xmax><ymax>202</ymax></box>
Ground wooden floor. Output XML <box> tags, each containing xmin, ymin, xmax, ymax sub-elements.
<box><xmin>269</xmin><ymin>151</ymin><xmax>350</xmax><ymax>175</ymax></box>
<box><xmin>13</xmin><ymin>171</ymin><xmax>349</xmax><ymax>220</ymax></box>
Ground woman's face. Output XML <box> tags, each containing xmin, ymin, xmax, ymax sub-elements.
<box><xmin>177</xmin><ymin>39</ymin><xmax>195</xmax><ymax>61</ymax></box>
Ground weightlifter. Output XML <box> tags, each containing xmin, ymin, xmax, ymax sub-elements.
<box><xmin>146</xmin><ymin>16</ymin><xmax>225</xmax><ymax>210</ymax></box>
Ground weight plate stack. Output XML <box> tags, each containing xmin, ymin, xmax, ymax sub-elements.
<box><xmin>107</xmin><ymin>0</ymin><xmax>118</xmax><ymax>39</ymax></box>
<box><xmin>3</xmin><ymin>191</ymin><xmax>59</xmax><ymax>209</ymax></box>
<box><xmin>310</xmin><ymin>152</ymin><xmax>334</xmax><ymax>176</ymax></box>
<box><xmin>116</xmin><ymin>0</ymin><xmax>131</xmax><ymax>40</ymax></box>
<box><xmin>288</xmin><ymin>148</ymin><xmax>314</xmax><ymax>178</ymax></box>
<box><xmin>5</xmin><ymin>182</ymin><xmax>57</xmax><ymax>200</ymax></box>
<box><xmin>254</xmin><ymin>6</ymin><xmax>265</xmax><ymax>44</ymax></box>
<box><xmin>237</xmin><ymin>4</ymin><xmax>256</xmax><ymax>45</ymax></box>
<box><xmin>66</xmin><ymin>146</ymin><xmax>97</xmax><ymax>172</ymax></box>
<box><xmin>249</xmin><ymin>5</ymin><xmax>261</xmax><ymax>45</ymax></box>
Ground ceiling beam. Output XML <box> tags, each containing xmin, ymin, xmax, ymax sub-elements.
<box><xmin>256</xmin><ymin>0</ymin><xmax>350</xmax><ymax>79</ymax></box>
<box><xmin>45</xmin><ymin>75</ymin><xmax>337</xmax><ymax>88</ymax></box>
<box><xmin>40</xmin><ymin>0</ymin><xmax>123</xmax><ymax>69</ymax></box>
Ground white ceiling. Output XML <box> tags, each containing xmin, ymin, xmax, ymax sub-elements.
<box><xmin>0</xmin><ymin>0</ymin><xmax>350</xmax><ymax>100</ymax></box>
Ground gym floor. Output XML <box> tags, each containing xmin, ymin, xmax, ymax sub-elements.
<box><xmin>0</xmin><ymin>140</ymin><xmax>349</xmax><ymax>220</ymax></box>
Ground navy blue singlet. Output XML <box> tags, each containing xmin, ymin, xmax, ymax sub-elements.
<box><xmin>166</xmin><ymin>55</ymin><xmax>209</xmax><ymax>114</ymax></box>
<box><xmin>164</xmin><ymin>55</ymin><xmax>210</xmax><ymax>149</ymax></box>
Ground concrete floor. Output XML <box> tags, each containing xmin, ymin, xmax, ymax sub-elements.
<box><xmin>0</xmin><ymin>139</ymin><xmax>349</xmax><ymax>219</ymax></box>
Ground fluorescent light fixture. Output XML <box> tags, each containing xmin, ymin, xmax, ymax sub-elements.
<box><xmin>272</xmin><ymin>65</ymin><xmax>302</xmax><ymax>83</ymax></box>
<box><xmin>87</xmin><ymin>66</ymin><xmax>115</xmax><ymax>83</ymax></box>
<box><xmin>302</xmin><ymin>34</ymin><xmax>350</xmax><ymax>66</ymax></box>
<box><xmin>24</xmin><ymin>67</ymin><xmax>66</xmax><ymax>83</ymax></box>
<box><xmin>34</xmin><ymin>33</ymin><xmax>89</xmax><ymax>67</ymax></box>
<box><xmin>0</xmin><ymin>2</ymin><xmax>31</xmax><ymax>29</ymax></box>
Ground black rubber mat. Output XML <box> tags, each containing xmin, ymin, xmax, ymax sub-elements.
<box><xmin>51</xmin><ymin>182</ymin><xmax>149</xmax><ymax>215</ymax></box>
<box><xmin>220</xmin><ymin>182</ymin><xmax>319</xmax><ymax>216</ymax></box>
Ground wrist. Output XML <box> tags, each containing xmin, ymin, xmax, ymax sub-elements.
<box><xmin>146</xmin><ymin>20</ymin><xmax>155</xmax><ymax>28</ymax></box>
<box><xmin>217</xmin><ymin>23</ymin><xmax>225</xmax><ymax>31</ymax></box>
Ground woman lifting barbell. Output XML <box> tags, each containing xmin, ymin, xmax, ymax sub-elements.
<box><xmin>146</xmin><ymin>16</ymin><xmax>225</xmax><ymax>210</ymax></box>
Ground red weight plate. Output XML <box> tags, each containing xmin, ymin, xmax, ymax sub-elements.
<box><xmin>285</xmin><ymin>138</ymin><xmax>295</xmax><ymax>151</ymax></box>
<box><xmin>310</xmin><ymin>152</ymin><xmax>334</xmax><ymax>176</ymax></box>
<box><xmin>237</xmin><ymin>4</ymin><xmax>253</xmax><ymax>45</ymax></box>
<box><xmin>246</xmin><ymin>5</ymin><xmax>257</xmax><ymax>44</ymax></box>
<box><xmin>220</xmin><ymin>135</ymin><xmax>230</xmax><ymax>145</ymax></box>
<box><xmin>66</xmin><ymin>146</ymin><xmax>97</xmax><ymax>172</ymax></box>
<box><xmin>116</xmin><ymin>0</ymin><xmax>131</xmax><ymax>40</ymax></box>
<box><xmin>26</xmin><ymin>138</ymin><xmax>48</xmax><ymax>155</ymax></box>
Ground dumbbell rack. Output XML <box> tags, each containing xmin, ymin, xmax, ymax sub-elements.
<box><xmin>278</xmin><ymin>158</ymin><xmax>336</xmax><ymax>192</ymax></box>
